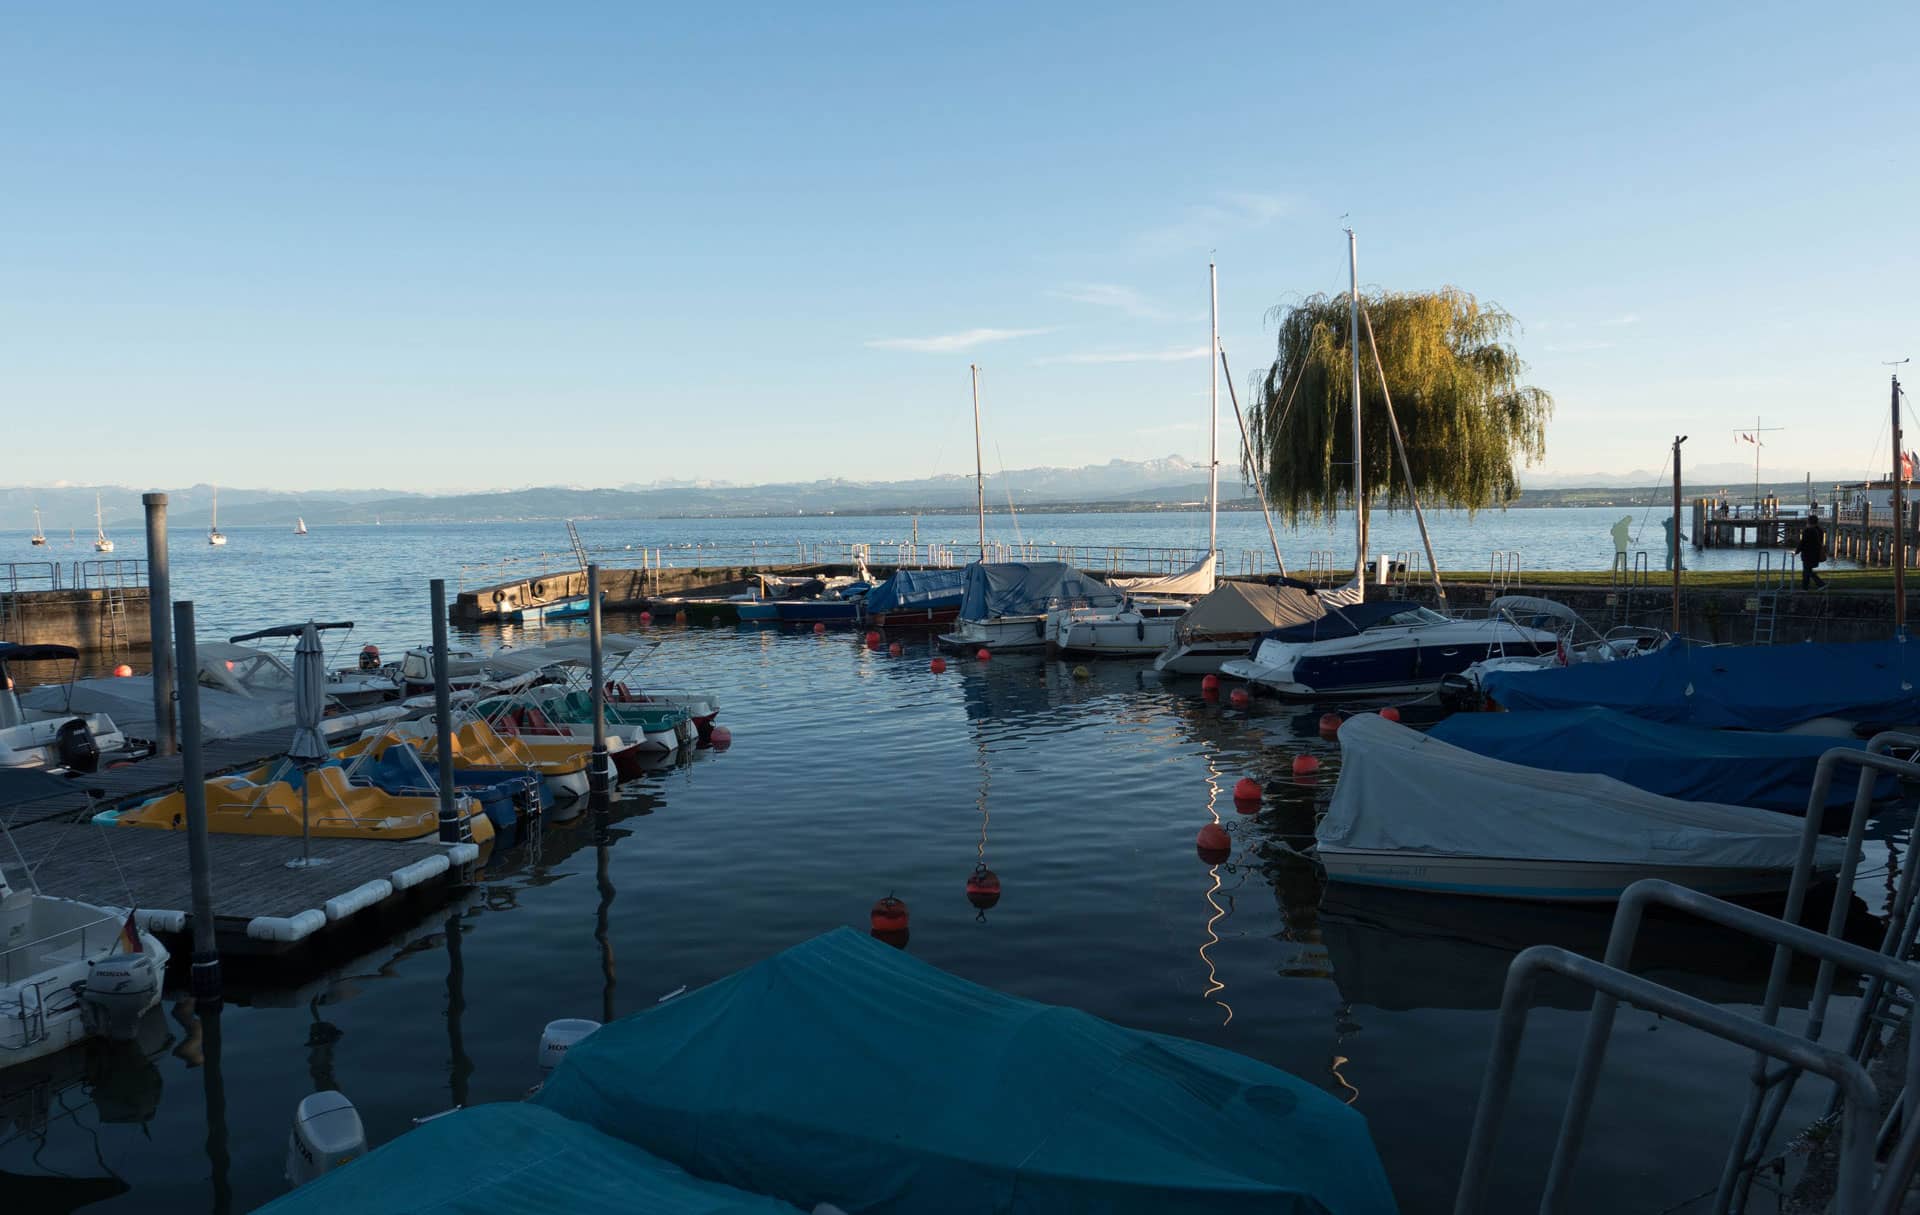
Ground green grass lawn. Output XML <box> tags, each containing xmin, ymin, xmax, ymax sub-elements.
<box><xmin>1420</xmin><ymin>568</ymin><xmax>1908</xmax><ymax>590</ymax></box>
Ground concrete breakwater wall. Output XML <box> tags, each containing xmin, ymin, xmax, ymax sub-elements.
<box><xmin>1411</xmin><ymin>581</ymin><xmax>1913</xmax><ymax>646</ymax></box>
<box><xmin>0</xmin><ymin>586</ymin><xmax>151</xmax><ymax>654</ymax></box>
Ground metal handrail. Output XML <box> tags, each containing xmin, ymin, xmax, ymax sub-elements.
<box><xmin>0</xmin><ymin>562</ymin><xmax>61</xmax><ymax>593</ymax></box>
<box><xmin>0</xmin><ymin>914</ymin><xmax>116</xmax><ymax>986</ymax></box>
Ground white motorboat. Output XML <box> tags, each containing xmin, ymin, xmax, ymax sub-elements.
<box><xmin>1049</xmin><ymin>597</ymin><xmax>1190</xmax><ymax>657</ymax></box>
<box><xmin>939</xmin><ymin>561</ymin><xmax>1123</xmax><ymax>652</ymax></box>
<box><xmin>0</xmin><ymin>643</ymin><xmax>135</xmax><ymax>772</ymax></box>
<box><xmin>1219</xmin><ymin>600</ymin><xmax>1559</xmax><ymax>699</ymax></box>
<box><xmin>1152</xmin><ymin>580</ymin><xmax>1328</xmax><ymax>675</ymax></box>
<box><xmin>1315</xmin><ymin>714</ymin><xmax>1845</xmax><ymax>903</ymax></box>
<box><xmin>398</xmin><ymin>646</ymin><xmax>489</xmax><ymax>697</ymax></box>
<box><xmin>208</xmin><ymin>485</ymin><xmax>228</xmax><ymax>546</ymax></box>
<box><xmin>92</xmin><ymin>494</ymin><xmax>113</xmax><ymax>553</ymax></box>
<box><xmin>1</xmin><ymin>871</ymin><xmax>169</xmax><ymax>1068</ymax></box>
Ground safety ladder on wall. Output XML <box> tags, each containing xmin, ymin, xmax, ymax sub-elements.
<box><xmin>100</xmin><ymin>580</ymin><xmax>128</xmax><ymax>654</ymax></box>
<box><xmin>1750</xmin><ymin>551</ymin><xmax>1796</xmax><ymax>645</ymax></box>
<box><xmin>565</xmin><ymin>520</ymin><xmax>590</xmax><ymax>573</ymax></box>
<box><xmin>1607</xmin><ymin>552</ymin><xmax>1650</xmax><ymax>631</ymax></box>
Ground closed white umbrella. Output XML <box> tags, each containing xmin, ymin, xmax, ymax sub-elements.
<box><xmin>289</xmin><ymin>623</ymin><xmax>332</xmax><ymax>867</ymax></box>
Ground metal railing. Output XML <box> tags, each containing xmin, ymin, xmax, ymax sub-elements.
<box><xmin>1</xmin><ymin>562</ymin><xmax>62</xmax><ymax>593</ymax></box>
<box><xmin>70</xmin><ymin>559</ymin><xmax>146</xmax><ymax>590</ymax></box>
<box><xmin>1488</xmin><ymin>550</ymin><xmax>1522</xmax><ymax>590</ymax></box>
<box><xmin>1</xmin><ymin>913</ymin><xmax>119</xmax><ymax>986</ymax></box>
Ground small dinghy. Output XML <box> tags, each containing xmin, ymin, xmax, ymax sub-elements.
<box><xmin>1</xmin><ymin>866</ymin><xmax>169</xmax><ymax>1068</ymax></box>
<box><xmin>1316</xmin><ymin>714</ymin><xmax>1845</xmax><ymax>903</ymax></box>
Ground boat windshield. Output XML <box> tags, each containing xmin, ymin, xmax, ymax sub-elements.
<box><xmin>1381</xmin><ymin>606</ymin><xmax>1449</xmax><ymax>627</ymax></box>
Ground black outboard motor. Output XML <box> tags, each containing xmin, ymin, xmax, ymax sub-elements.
<box><xmin>1436</xmin><ymin>673</ymin><xmax>1484</xmax><ymax>714</ymax></box>
<box><xmin>55</xmin><ymin>717</ymin><xmax>101</xmax><ymax>773</ymax></box>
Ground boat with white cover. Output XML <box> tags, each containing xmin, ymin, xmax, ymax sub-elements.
<box><xmin>1315</xmin><ymin>714</ymin><xmax>1846</xmax><ymax>902</ymax></box>
<box><xmin>1152</xmin><ymin>579</ymin><xmax>1327</xmax><ymax>674</ymax></box>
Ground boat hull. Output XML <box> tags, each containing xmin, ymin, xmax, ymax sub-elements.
<box><xmin>866</xmin><ymin>605</ymin><xmax>961</xmax><ymax>630</ymax></box>
<box><xmin>1152</xmin><ymin>637</ymin><xmax>1261</xmax><ymax>675</ymax></box>
<box><xmin>1316</xmin><ymin>846</ymin><xmax>1819</xmax><ymax>904</ymax></box>
<box><xmin>1049</xmin><ymin>610</ymin><xmax>1179</xmax><ymax>657</ymax></box>
<box><xmin>937</xmin><ymin>615</ymin><xmax>1051</xmax><ymax>652</ymax></box>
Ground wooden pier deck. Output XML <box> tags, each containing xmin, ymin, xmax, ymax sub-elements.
<box><xmin>1</xmin><ymin>728</ymin><xmax>299</xmax><ymax>828</ymax></box>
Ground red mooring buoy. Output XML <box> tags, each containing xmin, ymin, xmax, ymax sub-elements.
<box><xmin>709</xmin><ymin>725</ymin><xmax>733</xmax><ymax>749</ymax></box>
<box><xmin>966</xmin><ymin>866</ymin><xmax>1002</xmax><ymax>910</ymax></box>
<box><xmin>1201</xmin><ymin>673</ymin><xmax>1220</xmax><ymax>694</ymax></box>
<box><xmin>639</xmin><ymin>611</ymin><xmax>653</xmax><ymax>623</ymax></box>
<box><xmin>1292</xmin><ymin>754</ymin><xmax>1321</xmax><ymax>777</ymax></box>
<box><xmin>675</xmin><ymin>610</ymin><xmax>688</xmax><ymax>624</ymax></box>
<box><xmin>1319</xmin><ymin>712</ymin><xmax>1343</xmax><ymax>735</ymax></box>
<box><xmin>976</xmin><ymin>648</ymin><xmax>992</xmax><ymax>662</ymax></box>
<box><xmin>1229</xmin><ymin>688</ymin><xmax>1250</xmax><ymax>708</ymax></box>
<box><xmin>930</xmin><ymin>657</ymin><xmax>948</xmax><ymax>673</ymax></box>
<box><xmin>889</xmin><ymin>642</ymin><xmax>904</xmax><ymax>656</ymax></box>
<box><xmin>813</xmin><ymin>622</ymin><xmax>827</xmax><ymax>634</ymax></box>
<box><xmin>865</xmin><ymin>631</ymin><xmax>881</xmax><ymax>646</ymax></box>
<box><xmin>1233</xmin><ymin>777</ymin><xmax>1262</xmax><ymax>803</ymax></box>
<box><xmin>113</xmin><ymin>664</ymin><xmax>133</xmax><ymax>678</ymax></box>
<box><xmin>1196</xmin><ymin>822</ymin><xmax>1231</xmax><ymax>863</ymax></box>
<box><xmin>1379</xmin><ymin>706</ymin><xmax>1401</xmax><ymax>722</ymax></box>
<box><xmin>871</xmin><ymin>895</ymin><xmax>910</xmax><ymax>934</ymax></box>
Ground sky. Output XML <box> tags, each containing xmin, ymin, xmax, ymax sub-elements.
<box><xmin>3</xmin><ymin>2</ymin><xmax>1916</xmax><ymax>492</ymax></box>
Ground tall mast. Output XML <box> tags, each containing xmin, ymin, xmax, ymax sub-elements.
<box><xmin>1347</xmin><ymin>228</ymin><xmax>1365</xmax><ymax>586</ymax></box>
<box><xmin>1894</xmin><ymin>374</ymin><xmax>1907</xmax><ymax>634</ymax></box>
<box><xmin>971</xmin><ymin>363</ymin><xmax>986</xmax><ymax>561</ymax></box>
<box><xmin>1207</xmin><ymin>261</ymin><xmax>1219</xmax><ymax>564</ymax></box>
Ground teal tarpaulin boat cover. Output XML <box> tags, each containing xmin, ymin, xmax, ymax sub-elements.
<box><xmin>957</xmin><ymin>561</ymin><xmax>1122</xmax><ymax>621</ymax></box>
<box><xmin>255</xmin><ymin>1102</ymin><xmax>799</xmax><ymax>1215</ymax></box>
<box><xmin>537</xmin><ymin>927</ymin><xmax>1398</xmax><ymax>1214</ymax></box>
<box><xmin>1481</xmin><ymin>638</ymin><xmax>1920</xmax><ymax>731</ymax></box>
<box><xmin>1428</xmin><ymin>706</ymin><xmax>1893</xmax><ymax>812</ymax></box>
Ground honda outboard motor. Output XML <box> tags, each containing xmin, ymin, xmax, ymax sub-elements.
<box><xmin>286</xmin><ymin>1091</ymin><xmax>366</xmax><ymax>1186</ymax></box>
<box><xmin>81</xmin><ymin>948</ymin><xmax>162</xmax><ymax>1040</ymax></box>
<box><xmin>55</xmin><ymin>718</ymin><xmax>100</xmax><ymax>773</ymax></box>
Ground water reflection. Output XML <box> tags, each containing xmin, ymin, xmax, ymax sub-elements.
<box><xmin>444</xmin><ymin>911</ymin><xmax>471</xmax><ymax>1110</ymax></box>
<box><xmin>1197</xmin><ymin>749</ymin><xmax>1233</xmax><ymax>1026</ymax></box>
<box><xmin>594</xmin><ymin>807</ymin><xmax>618</xmax><ymax>1024</ymax></box>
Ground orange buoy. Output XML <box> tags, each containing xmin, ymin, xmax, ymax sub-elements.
<box><xmin>965</xmin><ymin>866</ymin><xmax>1002</xmax><ymax>910</ymax></box>
<box><xmin>1196</xmin><ymin>822</ymin><xmax>1231</xmax><ymax>863</ymax></box>
<box><xmin>1201</xmin><ymin>674</ymin><xmax>1220</xmax><ymax>694</ymax></box>
<box><xmin>889</xmin><ymin>642</ymin><xmax>904</xmax><ymax>656</ymax></box>
<box><xmin>976</xmin><ymin>648</ymin><xmax>991</xmax><ymax>662</ymax></box>
<box><xmin>1228</xmin><ymin>687</ymin><xmax>1250</xmax><ymax>708</ymax></box>
<box><xmin>930</xmin><ymin>658</ymin><xmax>947</xmax><ymax>673</ymax></box>
<box><xmin>1319</xmin><ymin>712</ymin><xmax>1343</xmax><ymax>735</ymax></box>
<box><xmin>1233</xmin><ymin>777</ymin><xmax>1262</xmax><ymax>803</ymax></box>
<box><xmin>870</xmin><ymin>894</ymin><xmax>910</xmax><ymax>934</ymax></box>
<box><xmin>639</xmin><ymin>611</ymin><xmax>653</xmax><ymax>623</ymax></box>
<box><xmin>1292</xmin><ymin>754</ymin><xmax>1321</xmax><ymax>777</ymax></box>
<box><xmin>1379</xmin><ymin>706</ymin><xmax>1401</xmax><ymax>722</ymax></box>
<box><xmin>865</xmin><ymin>630</ymin><xmax>881</xmax><ymax>646</ymax></box>
<box><xmin>709</xmin><ymin>725</ymin><xmax>733</xmax><ymax>749</ymax></box>
<box><xmin>675</xmin><ymin>610</ymin><xmax>688</xmax><ymax>624</ymax></box>
<box><xmin>813</xmin><ymin>622</ymin><xmax>827</xmax><ymax>634</ymax></box>
<box><xmin>113</xmin><ymin>664</ymin><xmax>133</xmax><ymax>678</ymax></box>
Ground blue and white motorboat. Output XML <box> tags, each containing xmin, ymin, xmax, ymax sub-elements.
<box><xmin>938</xmin><ymin>561</ymin><xmax>1124</xmax><ymax>651</ymax></box>
<box><xmin>1316</xmin><ymin>714</ymin><xmax>1845</xmax><ymax>902</ymax></box>
<box><xmin>858</xmin><ymin>567</ymin><xmax>968</xmax><ymax>629</ymax></box>
<box><xmin>1219</xmin><ymin>600</ymin><xmax>1559</xmax><ymax>699</ymax></box>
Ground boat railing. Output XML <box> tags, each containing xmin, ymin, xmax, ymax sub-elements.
<box><xmin>0</xmin><ymin>562</ymin><xmax>62</xmax><ymax>594</ymax></box>
<box><xmin>70</xmin><ymin>559</ymin><xmax>147</xmax><ymax>591</ymax></box>
<box><xmin>0</xmin><ymin>912</ymin><xmax>121</xmax><ymax>988</ymax></box>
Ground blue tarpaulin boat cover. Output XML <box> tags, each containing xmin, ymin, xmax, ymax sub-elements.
<box><xmin>256</xmin><ymin>1102</ymin><xmax>798</xmax><ymax>1215</ymax></box>
<box><xmin>1428</xmin><ymin>707</ymin><xmax>1893</xmax><ymax>812</ymax></box>
<box><xmin>1481</xmin><ymin>639</ymin><xmax>1920</xmax><ymax>731</ymax></box>
<box><xmin>538</xmin><ymin>928</ymin><xmax>1397</xmax><ymax>1214</ymax></box>
<box><xmin>860</xmin><ymin>568</ymin><xmax>968</xmax><ymax>614</ymax></box>
<box><xmin>957</xmin><ymin>561</ymin><xmax>1123</xmax><ymax>621</ymax></box>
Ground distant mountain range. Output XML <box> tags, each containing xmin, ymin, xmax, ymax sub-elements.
<box><xmin>0</xmin><ymin>456</ymin><xmax>1876</xmax><ymax>529</ymax></box>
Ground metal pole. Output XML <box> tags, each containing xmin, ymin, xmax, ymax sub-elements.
<box><xmin>1219</xmin><ymin>345</ymin><xmax>1288</xmax><ymax>575</ymax></box>
<box><xmin>971</xmin><ymin>363</ymin><xmax>987</xmax><ymax>561</ymax></box>
<box><xmin>1894</xmin><ymin>375</ymin><xmax>1907</xmax><ymax>634</ymax></box>
<box><xmin>1361</xmin><ymin>303</ymin><xmax>1445</xmax><ymax>604</ymax></box>
<box><xmin>588</xmin><ymin>564</ymin><xmax>609</xmax><ymax>811</ymax></box>
<box><xmin>429</xmin><ymin>579</ymin><xmax>458</xmax><ymax>843</ymax></box>
<box><xmin>1208</xmin><ymin>260</ymin><xmax>1219</xmax><ymax>564</ymax></box>
<box><xmin>172</xmin><ymin>601</ymin><xmax>221</xmax><ymax>1000</ymax></box>
<box><xmin>142</xmin><ymin>493</ymin><xmax>175</xmax><ymax>756</ymax></box>
<box><xmin>1672</xmin><ymin>435</ymin><xmax>1687</xmax><ymax>635</ymax></box>
<box><xmin>1347</xmin><ymin>228</ymin><xmax>1366</xmax><ymax>583</ymax></box>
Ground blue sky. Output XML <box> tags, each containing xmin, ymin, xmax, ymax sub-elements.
<box><xmin>4</xmin><ymin>2</ymin><xmax>1914</xmax><ymax>491</ymax></box>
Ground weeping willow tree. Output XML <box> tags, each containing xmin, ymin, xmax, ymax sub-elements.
<box><xmin>1247</xmin><ymin>288</ymin><xmax>1552</xmax><ymax>551</ymax></box>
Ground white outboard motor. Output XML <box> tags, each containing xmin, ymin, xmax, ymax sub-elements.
<box><xmin>286</xmin><ymin>1091</ymin><xmax>366</xmax><ymax>1187</ymax></box>
<box><xmin>81</xmin><ymin>949</ymin><xmax>162</xmax><ymax>1040</ymax></box>
<box><xmin>538</xmin><ymin>1018</ymin><xmax>601</xmax><ymax>1076</ymax></box>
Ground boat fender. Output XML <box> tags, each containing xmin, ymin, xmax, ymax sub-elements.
<box><xmin>530</xmin><ymin>580</ymin><xmax>548</xmax><ymax>599</ymax></box>
<box><xmin>247</xmin><ymin>909</ymin><xmax>327</xmax><ymax>943</ymax></box>
<box><xmin>492</xmin><ymin>589</ymin><xmax>508</xmax><ymax>606</ymax></box>
<box><xmin>1137</xmin><ymin>619</ymin><xmax>1146</xmax><ymax>642</ymax></box>
<box><xmin>323</xmin><ymin>879</ymin><xmax>394</xmax><ymax>922</ymax></box>
<box><xmin>391</xmin><ymin>854</ymin><xmax>453</xmax><ymax>890</ymax></box>
<box><xmin>539</xmin><ymin>1018</ymin><xmax>602</xmax><ymax>1075</ymax></box>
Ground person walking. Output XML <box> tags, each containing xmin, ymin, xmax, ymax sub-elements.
<box><xmin>1798</xmin><ymin>514</ymin><xmax>1829</xmax><ymax>590</ymax></box>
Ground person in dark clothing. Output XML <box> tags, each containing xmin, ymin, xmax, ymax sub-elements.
<box><xmin>1798</xmin><ymin>516</ymin><xmax>1829</xmax><ymax>589</ymax></box>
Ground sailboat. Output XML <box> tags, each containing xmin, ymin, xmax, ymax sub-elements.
<box><xmin>1218</xmin><ymin>231</ymin><xmax>1560</xmax><ymax>698</ymax></box>
<box><xmin>295</xmin><ymin>516</ymin><xmax>308</xmax><ymax>535</ymax></box>
<box><xmin>92</xmin><ymin>494</ymin><xmax>114</xmax><ymax>553</ymax></box>
<box><xmin>1048</xmin><ymin>264</ymin><xmax>1221</xmax><ymax>656</ymax></box>
<box><xmin>29</xmin><ymin>508</ymin><xmax>46</xmax><ymax>547</ymax></box>
<box><xmin>208</xmin><ymin>485</ymin><xmax>227</xmax><ymax>546</ymax></box>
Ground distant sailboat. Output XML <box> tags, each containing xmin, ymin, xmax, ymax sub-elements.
<box><xmin>93</xmin><ymin>494</ymin><xmax>114</xmax><ymax>553</ymax></box>
<box><xmin>208</xmin><ymin>485</ymin><xmax>228</xmax><ymax>546</ymax></box>
<box><xmin>30</xmin><ymin>508</ymin><xmax>46</xmax><ymax>546</ymax></box>
<box><xmin>295</xmin><ymin>516</ymin><xmax>308</xmax><ymax>535</ymax></box>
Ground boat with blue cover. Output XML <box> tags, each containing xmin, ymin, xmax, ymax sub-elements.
<box><xmin>262</xmin><ymin>928</ymin><xmax>1400</xmax><ymax>1214</ymax></box>
<box><xmin>1427</xmin><ymin>706</ymin><xmax>1898</xmax><ymax>815</ymax></box>
<box><xmin>859</xmin><ymin>566</ymin><xmax>967</xmax><ymax>629</ymax></box>
<box><xmin>938</xmin><ymin>561</ymin><xmax>1124</xmax><ymax>651</ymax></box>
<box><xmin>1480</xmin><ymin>637</ymin><xmax>1920</xmax><ymax>734</ymax></box>
<box><xmin>333</xmin><ymin>735</ymin><xmax>546</xmax><ymax>836</ymax></box>
<box><xmin>1220</xmin><ymin>599</ymin><xmax>1559</xmax><ymax>699</ymax></box>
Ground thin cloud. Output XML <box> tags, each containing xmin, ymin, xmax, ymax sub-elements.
<box><xmin>1051</xmin><ymin>283</ymin><xmax>1169</xmax><ymax>320</ymax></box>
<box><xmin>865</xmin><ymin>327</ymin><xmax>1053</xmax><ymax>353</ymax></box>
<box><xmin>1543</xmin><ymin>339</ymin><xmax>1616</xmax><ymax>354</ymax></box>
<box><xmin>1137</xmin><ymin>191</ymin><xmax>1296</xmax><ymax>255</ymax></box>
<box><xmin>1036</xmin><ymin>345</ymin><xmax>1211</xmax><ymax>366</ymax></box>
<box><xmin>1601</xmin><ymin>312</ymin><xmax>1641</xmax><ymax>326</ymax></box>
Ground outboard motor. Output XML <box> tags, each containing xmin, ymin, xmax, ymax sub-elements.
<box><xmin>81</xmin><ymin>948</ymin><xmax>163</xmax><ymax>1040</ymax></box>
<box><xmin>358</xmin><ymin>644</ymin><xmax>381</xmax><ymax>672</ymax></box>
<box><xmin>54</xmin><ymin>718</ymin><xmax>100</xmax><ymax>773</ymax></box>
<box><xmin>538</xmin><ymin>1018</ymin><xmax>601</xmax><ymax>1076</ymax></box>
<box><xmin>1436</xmin><ymin>673</ymin><xmax>1484</xmax><ymax>714</ymax></box>
<box><xmin>286</xmin><ymin>1091</ymin><xmax>366</xmax><ymax>1186</ymax></box>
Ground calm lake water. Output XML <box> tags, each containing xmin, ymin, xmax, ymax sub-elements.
<box><xmin>0</xmin><ymin>513</ymin><xmax>1899</xmax><ymax>1214</ymax></box>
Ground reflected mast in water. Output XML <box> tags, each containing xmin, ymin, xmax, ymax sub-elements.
<box><xmin>1197</xmin><ymin>750</ymin><xmax>1234</xmax><ymax>1026</ymax></box>
<box><xmin>445</xmin><ymin>911</ymin><xmax>472</xmax><ymax>1110</ymax></box>
<box><xmin>172</xmin><ymin>995</ymin><xmax>231</xmax><ymax>1215</ymax></box>
<box><xmin>595</xmin><ymin>809</ymin><xmax>617</xmax><ymax>1024</ymax></box>
<box><xmin>966</xmin><ymin>736</ymin><xmax>1002</xmax><ymax>920</ymax></box>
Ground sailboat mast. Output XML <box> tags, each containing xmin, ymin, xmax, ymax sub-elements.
<box><xmin>1208</xmin><ymin>261</ymin><xmax>1219</xmax><ymax>562</ymax></box>
<box><xmin>1894</xmin><ymin>374</ymin><xmax>1906</xmax><ymax>634</ymax></box>
<box><xmin>1347</xmin><ymin>228</ymin><xmax>1365</xmax><ymax>586</ymax></box>
<box><xmin>971</xmin><ymin>363</ymin><xmax>986</xmax><ymax>561</ymax></box>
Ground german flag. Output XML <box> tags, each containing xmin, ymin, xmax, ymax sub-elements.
<box><xmin>115</xmin><ymin>909</ymin><xmax>143</xmax><ymax>954</ymax></box>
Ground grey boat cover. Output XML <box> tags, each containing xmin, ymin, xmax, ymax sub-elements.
<box><xmin>957</xmin><ymin>561</ymin><xmax>1122</xmax><ymax>620</ymax></box>
<box><xmin>1322</xmin><ymin>714</ymin><xmax>1844</xmax><ymax>871</ymax></box>
<box><xmin>1176</xmin><ymin>581</ymin><xmax>1324</xmax><ymax>640</ymax></box>
<box><xmin>19</xmin><ymin>677</ymin><xmax>292</xmax><ymax>742</ymax></box>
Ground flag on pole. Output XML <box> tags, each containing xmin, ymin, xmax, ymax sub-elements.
<box><xmin>115</xmin><ymin>908</ymin><xmax>142</xmax><ymax>954</ymax></box>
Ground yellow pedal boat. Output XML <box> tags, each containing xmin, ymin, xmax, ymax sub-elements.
<box><xmin>380</xmin><ymin>719</ymin><xmax>593</xmax><ymax>801</ymax></box>
<box><xmin>114</xmin><ymin>763</ymin><xmax>495</xmax><ymax>844</ymax></box>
